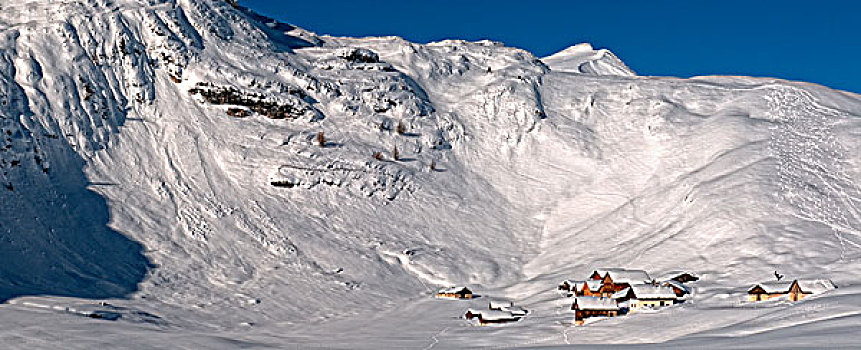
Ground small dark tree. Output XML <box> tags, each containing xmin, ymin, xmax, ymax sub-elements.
<box><xmin>396</xmin><ymin>120</ymin><xmax>406</xmax><ymax>135</ymax></box>
<box><xmin>429</xmin><ymin>159</ymin><xmax>436</xmax><ymax>171</ymax></box>
<box><xmin>373</xmin><ymin>151</ymin><xmax>383</xmax><ymax>160</ymax></box>
<box><xmin>316</xmin><ymin>131</ymin><xmax>326</xmax><ymax>147</ymax></box>
<box><xmin>392</xmin><ymin>146</ymin><xmax>400</xmax><ymax>161</ymax></box>
<box><xmin>486</xmin><ymin>66</ymin><xmax>492</xmax><ymax>74</ymax></box>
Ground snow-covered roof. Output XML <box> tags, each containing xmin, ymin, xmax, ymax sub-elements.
<box><xmin>658</xmin><ymin>271</ymin><xmax>699</xmax><ymax>281</ymax></box>
<box><xmin>584</xmin><ymin>280</ymin><xmax>603</xmax><ymax>291</ymax></box>
<box><xmin>489</xmin><ymin>300</ymin><xmax>512</xmax><ymax>309</ymax></box>
<box><xmin>611</xmin><ymin>287</ymin><xmax>631</xmax><ymax>300</ymax></box>
<box><xmin>565</xmin><ymin>280</ymin><xmax>603</xmax><ymax>292</ymax></box>
<box><xmin>798</xmin><ymin>279</ymin><xmax>837</xmax><ymax>294</ymax></box>
<box><xmin>595</xmin><ymin>269</ymin><xmax>652</xmax><ymax>284</ymax></box>
<box><xmin>573</xmin><ymin>296</ymin><xmax>619</xmax><ymax>311</ymax></box>
<box><xmin>438</xmin><ymin>286</ymin><xmax>471</xmax><ymax>294</ymax></box>
<box><xmin>477</xmin><ymin>310</ymin><xmax>520</xmax><ymax>321</ymax></box>
<box><xmin>662</xmin><ymin>280</ymin><xmax>691</xmax><ymax>294</ymax></box>
<box><xmin>748</xmin><ymin>281</ymin><xmax>794</xmax><ymax>294</ymax></box>
<box><xmin>629</xmin><ymin>285</ymin><xmax>678</xmax><ymax>299</ymax></box>
<box><xmin>749</xmin><ymin>279</ymin><xmax>837</xmax><ymax>294</ymax></box>
<box><xmin>503</xmin><ymin>305</ymin><xmax>528</xmax><ymax>316</ymax></box>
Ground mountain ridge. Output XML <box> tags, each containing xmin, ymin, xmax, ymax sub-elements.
<box><xmin>0</xmin><ymin>0</ymin><xmax>860</xmax><ymax>348</ymax></box>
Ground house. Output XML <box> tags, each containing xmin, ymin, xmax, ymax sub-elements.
<box><xmin>437</xmin><ymin>286</ymin><xmax>473</xmax><ymax>299</ymax></box>
<box><xmin>590</xmin><ymin>269</ymin><xmax>652</xmax><ymax>297</ymax></box>
<box><xmin>612</xmin><ymin>284</ymin><xmax>679</xmax><ymax>311</ymax></box>
<box><xmin>559</xmin><ymin>280</ymin><xmax>603</xmax><ymax>297</ymax></box>
<box><xmin>747</xmin><ymin>279</ymin><xmax>836</xmax><ymax>302</ymax></box>
<box><xmin>571</xmin><ymin>296</ymin><xmax>620</xmax><ymax>325</ymax></box>
<box><xmin>660</xmin><ymin>271</ymin><xmax>700</xmax><ymax>283</ymax></box>
<box><xmin>464</xmin><ymin>308</ymin><xmax>521</xmax><ymax>325</ymax></box>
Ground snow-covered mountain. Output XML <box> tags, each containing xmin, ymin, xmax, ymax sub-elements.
<box><xmin>1</xmin><ymin>0</ymin><xmax>860</xmax><ymax>348</ymax></box>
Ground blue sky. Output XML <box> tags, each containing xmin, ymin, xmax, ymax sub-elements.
<box><xmin>242</xmin><ymin>1</ymin><xmax>860</xmax><ymax>93</ymax></box>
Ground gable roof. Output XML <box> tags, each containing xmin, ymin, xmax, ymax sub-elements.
<box><xmin>489</xmin><ymin>300</ymin><xmax>512</xmax><ymax>309</ymax></box>
<box><xmin>611</xmin><ymin>287</ymin><xmax>632</xmax><ymax>300</ymax></box>
<box><xmin>467</xmin><ymin>309</ymin><xmax>519</xmax><ymax>321</ymax></box>
<box><xmin>438</xmin><ymin>286</ymin><xmax>471</xmax><ymax>294</ymax></box>
<box><xmin>659</xmin><ymin>271</ymin><xmax>700</xmax><ymax>282</ymax></box>
<box><xmin>748</xmin><ymin>279</ymin><xmax>837</xmax><ymax>295</ymax></box>
<box><xmin>481</xmin><ymin>310</ymin><xmax>519</xmax><ymax>321</ymax></box>
<box><xmin>798</xmin><ymin>279</ymin><xmax>837</xmax><ymax>294</ymax></box>
<box><xmin>571</xmin><ymin>280</ymin><xmax>603</xmax><ymax>292</ymax></box>
<box><xmin>748</xmin><ymin>281</ymin><xmax>795</xmax><ymax>294</ymax></box>
<box><xmin>572</xmin><ymin>296</ymin><xmax>620</xmax><ymax>311</ymax></box>
<box><xmin>629</xmin><ymin>285</ymin><xmax>678</xmax><ymax>299</ymax></box>
<box><xmin>594</xmin><ymin>269</ymin><xmax>652</xmax><ymax>284</ymax></box>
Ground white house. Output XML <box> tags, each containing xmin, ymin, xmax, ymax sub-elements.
<box><xmin>612</xmin><ymin>284</ymin><xmax>679</xmax><ymax>311</ymax></box>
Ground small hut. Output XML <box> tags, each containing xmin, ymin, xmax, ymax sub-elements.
<box><xmin>437</xmin><ymin>286</ymin><xmax>473</xmax><ymax>299</ymax></box>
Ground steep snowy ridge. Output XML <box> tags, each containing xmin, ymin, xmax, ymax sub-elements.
<box><xmin>0</xmin><ymin>0</ymin><xmax>860</xmax><ymax>348</ymax></box>
<box><xmin>541</xmin><ymin>43</ymin><xmax>635</xmax><ymax>76</ymax></box>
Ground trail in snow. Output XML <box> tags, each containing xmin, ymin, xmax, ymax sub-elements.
<box><xmin>767</xmin><ymin>86</ymin><xmax>861</xmax><ymax>257</ymax></box>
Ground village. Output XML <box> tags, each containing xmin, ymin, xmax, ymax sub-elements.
<box><xmin>435</xmin><ymin>269</ymin><xmax>837</xmax><ymax>327</ymax></box>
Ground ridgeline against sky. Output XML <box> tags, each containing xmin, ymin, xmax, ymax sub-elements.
<box><xmin>243</xmin><ymin>0</ymin><xmax>861</xmax><ymax>94</ymax></box>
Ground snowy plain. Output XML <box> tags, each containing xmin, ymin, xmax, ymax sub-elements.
<box><xmin>0</xmin><ymin>0</ymin><xmax>860</xmax><ymax>348</ymax></box>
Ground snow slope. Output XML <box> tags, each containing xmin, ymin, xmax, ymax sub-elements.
<box><xmin>0</xmin><ymin>0</ymin><xmax>860</xmax><ymax>348</ymax></box>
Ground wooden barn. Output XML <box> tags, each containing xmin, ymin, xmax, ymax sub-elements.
<box><xmin>571</xmin><ymin>296</ymin><xmax>620</xmax><ymax>325</ymax></box>
<box><xmin>437</xmin><ymin>286</ymin><xmax>473</xmax><ymax>299</ymax></box>
<box><xmin>748</xmin><ymin>279</ymin><xmax>836</xmax><ymax>302</ymax></box>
